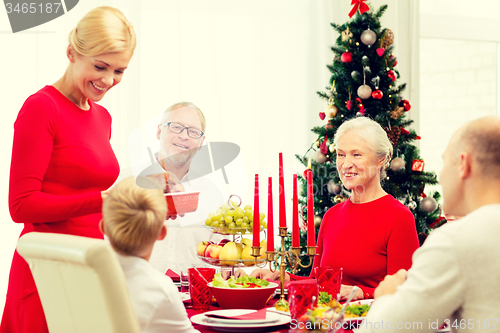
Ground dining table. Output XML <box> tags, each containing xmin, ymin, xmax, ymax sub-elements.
<box><xmin>184</xmin><ymin>295</ymin><xmax>354</xmax><ymax>333</ymax></box>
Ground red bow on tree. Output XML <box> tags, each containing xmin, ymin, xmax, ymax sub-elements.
<box><xmin>349</xmin><ymin>0</ymin><xmax>370</xmax><ymax>18</ymax></box>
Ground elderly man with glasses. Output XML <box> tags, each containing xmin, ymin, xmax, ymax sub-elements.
<box><xmin>137</xmin><ymin>102</ymin><xmax>224</xmax><ymax>276</ymax></box>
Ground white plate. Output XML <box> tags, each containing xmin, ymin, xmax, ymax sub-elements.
<box><xmin>201</xmin><ymin>309</ymin><xmax>279</xmax><ymax>325</ymax></box>
<box><xmin>191</xmin><ymin>309</ymin><xmax>290</xmax><ymax>332</ymax></box>
<box><xmin>343</xmin><ymin>299</ymin><xmax>373</xmax><ymax>324</ymax></box>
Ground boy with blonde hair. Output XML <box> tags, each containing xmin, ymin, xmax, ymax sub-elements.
<box><xmin>101</xmin><ymin>177</ymin><xmax>199</xmax><ymax>333</ymax></box>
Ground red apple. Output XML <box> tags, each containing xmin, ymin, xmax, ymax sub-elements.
<box><xmin>218</xmin><ymin>239</ymin><xmax>231</xmax><ymax>247</ymax></box>
<box><xmin>205</xmin><ymin>244</ymin><xmax>222</xmax><ymax>259</ymax></box>
<box><xmin>196</xmin><ymin>241</ymin><xmax>213</xmax><ymax>257</ymax></box>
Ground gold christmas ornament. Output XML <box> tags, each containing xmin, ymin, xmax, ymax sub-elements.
<box><xmin>314</xmin><ymin>216</ymin><xmax>322</xmax><ymax>226</ymax></box>
<box><xmin>390</xmin><ymin>106</ymin><xmax>404</xmax><ymax>119</ymax></box>
<box><xmin>334</xmin><ymin>195</ymin><xmax>347</xmax><ymax>204</ymax></box>
<box><xmin>329</xmin><ymin>143</ymin><xmax>336</xmax><ymax>153</ymax></box>
<box><xmin>314</xmin><ymin>140</ymin><xmax>320</xmax><ymax>149</ymax></box>
<box><xmin>381</xmin><ymin>29</ymin><xmax>394</xmax><ymax>49</ymax></box>
<box><xmin>326</xmin><ymin>104</ymin><xmax>338</xmax><ymax>118</ymax></box>
<box><xmin>330</xmin><ymin>81</ymin><xmax>336</xmax><ymax>93</ymax></box>
<box><xmin>341</xmin><ymin>27</ymin><xmax>353</xmax><ymax>42</ymax></box>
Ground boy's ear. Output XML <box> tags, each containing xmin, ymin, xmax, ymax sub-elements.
<box><xmin>158</xmin><ymin>224</ymin><xmax>167</xmax><ymax>241</ymax></box>
<box><xmin>99</xmin><ymin>219</ymin><xmax>105</xmax><ymax>235</ymax></box>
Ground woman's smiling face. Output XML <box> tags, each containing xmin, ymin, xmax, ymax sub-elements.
<box><xmin>70</xmin><ymin>49</ymin><xmax>132</xmax><ymax>103</ymax></box>
<box><xmin>336</xmin><ymin>131</ymin><xmax>385</xmax><ymax>192</ymax></box>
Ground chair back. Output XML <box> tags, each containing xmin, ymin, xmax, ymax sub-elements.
<box><xmin>17</xmin><ymin>232</ymin><xmax>141</xmax><ymax>333</ymax></box>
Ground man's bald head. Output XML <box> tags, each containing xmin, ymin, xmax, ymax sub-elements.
<box><xmin>452</xmin><ymin>116</ymin><xmax>500</xmax><ymax>179</ymax></box>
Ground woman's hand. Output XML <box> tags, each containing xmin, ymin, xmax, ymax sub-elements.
<box><xmin>340</xmin><ymin>284</ymin><xmax>364</xmax><ymax>301</ymax></box>
<box><xmin>249</xmin><ymin>269</ymin><xmax>290</xmax><ymax>282</ymax></box>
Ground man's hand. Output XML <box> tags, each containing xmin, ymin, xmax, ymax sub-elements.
<box><xmin>374</xmin><ymin>269</ymin><xmax>407</xmax><ymax>299</ymax></box>
<box><xmin>220</xmin><ymin>269</ymin><xmax>247</xmax><ymax>280</ymax></box>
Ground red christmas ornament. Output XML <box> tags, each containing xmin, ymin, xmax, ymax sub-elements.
<box><xmin>356</xmin><ymin>97</ymin><xmax>366</xmax><ymax>115</ymax></box>
<box><xmin>346</xmin><ymin>100</ymin><xmax>353</xmax><ymax>110</ymax></box>
<box><xmin>320</xmin><ymin>135</ymin><xmax>328</xmax><ymax>155</ymax></box>
<box><xmin>319</xmin><ymin>112</ymin><xmax>326</xmax><ymax>120</ymax></box>
<box><xmin>416</xmin><ymin>135</ymin><xmax>421</xmax><ymax>140</ymax></box>
<box><xmin>372</xmin><ymin>90</ymin><xmax>383</xmax><ymax>99</ymax></box>
<box><xmin>412</xmin><ymin>159</ymin><xmax>425</xmax><ymax>172</ymax></box>
<box><xmin>400</xmin><ymin>127</ymin><xmax>410</xmax><ymax>135</ymax></box>
<box><xmin>341</xmin><ymin>52</ymin><xmax>352</xmax><ymax>63</ymax></box>
<box><xmin>387</xmin><ymin>70</ymin><xmax>396</xmax><ymax>82</ymax></box>
<box><xmin>376</xmin><ymin>48</ymin><xmax>385</xmax><ymax>57</ymax></box>
<box><xmin>402</xmin><ymin>99</ymin><xmax>411</xmax><ymax>111</ymax></box>
<box><xmin>389</xmin><ymin>55</ymin><xmax>398</xmax><ymax>66</ymax></box>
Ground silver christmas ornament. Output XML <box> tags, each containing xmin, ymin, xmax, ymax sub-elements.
<box><xmin>327</xmin><ymin>180</ymin><xmax>343</xmax><ymax>195</ymax></box>
<box><xmin>390</xmin><ymin>157</ymin><xmax>406</xmax><ymax>172</ymax></box>
<box><xmin>421</xmin><ymin>197</ymin><xmax>438</xmax><ymax>212</ymax></box>
<box><xmin>360</xmin><ymin>29</ymin><xmax>377</xmax><ymax>46</ymax></box>
<box><xmin>357</xmin><ymin>84</ymin><xmax>372</xmax><ymax>99</ymax></box>
<box><xmin>316</xmin><ymin>151</ymin><xmax>327</xmax><ymax>164</ymax></box>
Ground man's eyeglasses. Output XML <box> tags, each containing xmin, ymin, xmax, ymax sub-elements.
<box><xmin>161</xmin><ymin>122</ymin><xmax>204</xmax><ymax>139</ymax></box>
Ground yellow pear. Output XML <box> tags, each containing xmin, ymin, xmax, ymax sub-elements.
<box><xmin>241</xmin><ymin>244</ymin><xmax>254</xmax><ymax>266</ymax></box>
<box><xmin>219</xmin><ymin>242</ymin><xmax>242</xmax><ymax>266</ymax></box>
<box><xmin>259</xmin><ymin>240</ymin><xmax>267</xmax><ymax>259</ymax></box>
<box><xmin>241</xmin><ymin>238</ymin><xmax>252</xmax><ymax>247</ymax></box>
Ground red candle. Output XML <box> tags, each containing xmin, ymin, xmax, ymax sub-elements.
<box><xmin>279</xmin><ymin>153</ymin><xmax>286</xmax><ymax>228</ymax></box>
<box><xmin>253</xmin><ymin>174</ymin><xmax>260</xmax><ymax>247</ymax></box>
<box><xmin>307</xmin><ymin>160</ymin><xmax>315</xmax><ymax>247</ymax></box>
<box><xmin>292</xmin><ymin>174</ymin><xmax>300</xmax><ymax>247</ymax></box>
<box><xmin>267</xmin><ymin>177</ymin><xmax>274</xmax><ymax>252</ymax></box>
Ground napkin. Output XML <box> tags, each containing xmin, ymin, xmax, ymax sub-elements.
<box><xmin>205</xmin><ymin>308</ymin><xmax>267</xmax><ymax>320</ymax></box>
<box><xmin>165</xmin><ymin>269</ymin><xmax>180</xmax><ymax>282</ymax></box>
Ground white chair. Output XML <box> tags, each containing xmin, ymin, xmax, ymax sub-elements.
<box><xmin>17</xmin><ymin>232</ymin><xmax>141</xmax><ymax>333</ymax></box>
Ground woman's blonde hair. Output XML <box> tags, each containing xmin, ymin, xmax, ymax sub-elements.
<box><xmin>68</xmin><ymin>6</ymin><xmax>136</xmax><ymax>57</ymax></box>
<box><xmin>102</xmin><ymin>177</ymin><xmax>166</xmax><ymax>256</ymax></box>
<box><xmin>333</xmin><ymin>117</ymin><xmax>393</xmax><ymax>179</ymax></box>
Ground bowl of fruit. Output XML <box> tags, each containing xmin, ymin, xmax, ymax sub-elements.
<box><xmin>209</xmin><ymin>273</ymin><xmax>278</xmax><ymax>309</ymax></box>
<box><xmin>196</xmin><ymin>238</ymin><xmax>267</xmax><ymax>267</ymax></box>
<box><xmin>204</xmin><ymin>198</ymin><xmax>267</xmax><ymax>235</ymax></box>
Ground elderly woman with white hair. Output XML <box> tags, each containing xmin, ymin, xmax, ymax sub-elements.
<box><xmin>250</xmin><ymin>117</ymin><xmax>419</xmax><ymax>301</ymax></box>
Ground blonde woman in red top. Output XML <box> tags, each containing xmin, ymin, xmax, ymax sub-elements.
<box><xmin>1</xmin><ymin>7</ymin><xmax>136</xmax><ymax>333</ymax></box>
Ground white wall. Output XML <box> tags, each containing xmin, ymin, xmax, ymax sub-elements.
<box><xmin>0</xmin><ymin>0</ymin><xmax>336</xmax><ymax>316</ymax></box>
<box><xmin>419</xmin><ymin>0</ymin><xmax>500</xmax><ymax>196</ymax></box>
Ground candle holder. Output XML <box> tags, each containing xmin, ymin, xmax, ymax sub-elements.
<box><xmin>253</xmin><ymin>227</ymin><xmax>318</xmax><ymax>301</ymax></box>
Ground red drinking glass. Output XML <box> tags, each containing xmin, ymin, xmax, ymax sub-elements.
<box><xmin>188</xmin><ymin>267</ymin><xmax>215</xmax><ymax>311</ymax></box>
<box><xmin>314</xmin><ymin>266</ymin><xmax>343</xmax><ymax>298</ymax></box>
<box><xmin>288</xmin><ymin>279</ymin><xmax>318</xmax><ymax>321</ymax></box>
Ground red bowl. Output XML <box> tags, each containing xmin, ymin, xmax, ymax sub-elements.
<box><xmin>208</xmin><ymin>282</ymin><xmax>278</xmax><ymax>310</ymax></box>
<box><xmin>165</xmin><ymin>191</ymin><xmax>200</xmax><ymax>215</ymax></box>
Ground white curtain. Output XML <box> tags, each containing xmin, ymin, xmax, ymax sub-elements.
<box><xmin>0</xmin><ymin>0</ymin><xmax>338</xmax><ymax>313</ymax></box>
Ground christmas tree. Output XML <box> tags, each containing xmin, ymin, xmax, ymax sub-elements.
<box><xmin>291</xmin><ymin>3</ymin><xmax>446</xmax><ymax>276</ymax></box>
